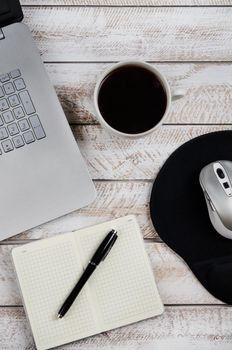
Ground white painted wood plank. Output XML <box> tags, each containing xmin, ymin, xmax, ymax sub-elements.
<box><xmin>5</xmin><ymin>125</ymin><xmax>232</xmax><ymax>242</ymax></box>
<box><xmin>21</xmin><ymin>0</ymin><xmax>232</xmax><ymax>6</ymax></box>
<box><xmin>0</xmin><ymin>306</ymin><xmax>231</xmax><ymax>349</ymax></box>
<box><xmin>6</xmin><ymin>125</ymin><xmax>232</xmax><ymax>240</ymax></box>
<box><xmin>21</xmin><ymin>7</ymin><xmax>232</xmax><ymax>62</ymax></box>
<box><xmin>0</xmin><ymin>243</ymin><xmax>219</xmax><ymax>305</ymax></box>
<box><xmin>1</xmin><ymin>4</ymin><xmax>231</xmax><ymax>348</ymax></box>
<box><xmin>0</xmin><ymin>246</ymin><xmax>20</xmax><ymax>305</ymax></box>
<box><xmin>45</xmin><ymin>62</ymin><xmax>232</xmax><ymax>124</ymax></box>
<box><xmin>73</xmin><ymin>125</ymin><xmax>232</xmax><ymax>180</ymax></box>
<box><xmin>13</xmin><ymin>181</ymin><xmax>154</xmax><ymax>240</ymax></box>
<box><xmin>147</xmin><ymin>243</ymin><xmax>221</xmax><ymax>305</ymax></box>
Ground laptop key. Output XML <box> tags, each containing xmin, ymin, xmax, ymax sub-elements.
<box><xmin>0</xmin><ymin>99</ymin><xmax>9</xmax><ymax>111</ymax></box>
<box><xmin>14</xmin><ymin>78</ymin><xmax>26</xmax><ymax>91</ymax></box>
<box><xmin>19</xmin><ymin>91</ymin><xmax>35</xmax><ymax>115</ymax></box>
<box><xmin>3</xmin><ymin>111</ymin><xmax>14</xmax><ymax>124</ymax></box>
<box><xmin>8</xmin><ymin>123</ymin><xmax>19</xmax><ymax>136</ymax></box>
<box><xmin>4</xmin><ymin>82</ymin><xmax>15</xmax><ymax>95</ymax></box>
<box><xmin>23</xmin><ymin>131</ymin><xmax>35</xmax><ymax>144</ymax></box>
<box><xmin>0</xmin><ymin>69</ymin><xmax>46</xmax><ymax>152</ymax></box>
<box><xmin>0</xmin><ymin>127</ymin><xmax>8</xmax><ymax>140</ymax></box>
<box><xmin>14</xmin><ymin>106</ymin><xmax>25</xmax><ymax>119</ymax></box>
<box><xmin>29</xmin><ymin>115</ymin><xmax>46</xmax><ymax>139</ymax></box>
<box><xmin>34</xmin><ymin>126</ymin><xmax>46</xmax><ymax>140</ymax></box>
<box><xmin>9</xmin><ymin>95</ymin><xmax>20</xmax><ymax>107</ymax></box>
<box><xmin>29</xmin><ymin>115</ymin><xmax>41</xmax><ymax>128</ymax></box>
<box><xmin>0</xmin><ymin>86</ymin><xmax>4</xmax><ymax>98</ymax></box>
<box><xmin>2</xmin><ymin>139</ymin><xmax>14</xmax><ymax>153</ymax></box>
<box><xmin>18</xmin><ymin>119</ymin><xmax>30</xmax><ymax>132</ymax></box>
<box><xmin>0</xmin><ymin>73</ymin><xmax>10</xmax><ymax>83</ymax></box>
<box><xmin>10</xmin><ymin>69</ymin><xmax>21</xmax><ymax>79</ymax></box>
<box><xmin>13</xmin><ymin>135</ymin><xmax>24</xmax><ymax>148</ymax></box>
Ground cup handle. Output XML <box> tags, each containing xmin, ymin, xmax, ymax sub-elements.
<box><xmin>171</xmin><ymin>88</ymin><xmax>185</xmax><ymax>101</ymax></box>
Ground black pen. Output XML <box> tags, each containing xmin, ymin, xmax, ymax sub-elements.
<box><xmin>57</xmin><ymin>229</ymin><xmax>118</xmax><ymax>319</ymax></box>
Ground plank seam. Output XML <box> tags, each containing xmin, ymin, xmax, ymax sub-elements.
<box><xmin>163</xmin><ymin>123</ymin><xmax>232</xmax><ymax>126</ymax></box>
<box><xmin>43</xmin><ymin>61</ymin><xmax>232</xmax><ymax>64</ymax></box>
<box><xmin>22</xmin><ymin>5</ymin><xmax>232</xmax><ymax>9</ymax></box>
<box><xmin>0</xmin><ymin>238</ymin><xmax>162</xmax><ymax>246</ymax></box>
<box><xmin>0</xmin><ymin>303</ymin><xmax>228</xmax><ymax>307</ymax></box>
<box><xmin>71</xmin><ymin>122</ymin><xmax>232</xmax><ymax>127</ymax></box>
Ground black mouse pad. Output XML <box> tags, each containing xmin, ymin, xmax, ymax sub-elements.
<box><xmin>150</xmin><ymin>130</ymin><xmax>232</xmax><ymax>304</ymax></box>
<box><xmin>0</xmin><ymin>0</ymin><xmax>23</xmax><ymax>28</ymax></box>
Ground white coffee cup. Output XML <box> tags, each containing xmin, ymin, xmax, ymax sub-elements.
<box><xmin>94</xmin><ymin>61</ymin><xmax>185</xmax><ymax>138</ymax></box>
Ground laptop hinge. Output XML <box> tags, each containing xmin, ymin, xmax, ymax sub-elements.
<box><xmin>0</xmin><ymin>28</ymin><xmax>4</xmax><ymax>40</ymax></box>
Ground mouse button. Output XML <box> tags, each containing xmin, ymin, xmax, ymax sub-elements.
<box><xmin>200</xmin><ymin>168</ymin><xmax>216</xmax><ymax>193</ymax></box>
<box><xmin>204</xmin><ymin>179</ymin><xmax>224</xmax><ymax>203</ymax></box>
<box><xmin>200</xmin><ymin>162</ymin><xmax>215</xmax><ymax>180</ymax></box>
<box><xmin>220</xmin><ymin>160</ymin><xmax>232</xmax><ymax>174</ymax></box>
<box><xmin>203</xmin><ymin>191</ymin><xmax>216</xmax><ymax>211</ymax></box>
<box><xmin>224</xmin><ymin>166</ymin><xmax>232</xmax><ymax>187</ymax></box>
<box><xmin>208</xmin><ymin>198</ymin><xmax>216</xmax><ymax>212</ymax></box>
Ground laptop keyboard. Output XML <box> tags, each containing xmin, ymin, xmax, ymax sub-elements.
<box><xmin>0</xmin><ymin>69</ymin><xmax>46</xmax><ymax>155</ymax></box>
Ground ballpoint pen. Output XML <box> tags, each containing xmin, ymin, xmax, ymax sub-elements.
<box><xmin>58</xmin><ymin>229</ymin><xmax>118</xmax><ymax>319</ymax></box>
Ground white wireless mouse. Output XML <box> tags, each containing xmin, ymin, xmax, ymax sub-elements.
<box><xmin>199</xmin><ymin>160</ymin><xmax>232</xmax><ymax>239</ymax></box>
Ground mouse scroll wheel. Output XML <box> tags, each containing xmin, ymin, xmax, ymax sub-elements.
<box><xmin>216</xmin><ymin>168</ymin><xmax>225</xmax><ymax>179</ymax></box>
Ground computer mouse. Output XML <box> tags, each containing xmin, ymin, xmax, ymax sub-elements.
<box><xmin>199</xmin><ymin>160</ymin><xmax>232</xmax><ymax>239</ymax></box>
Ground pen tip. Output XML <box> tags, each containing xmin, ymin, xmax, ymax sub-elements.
<box><xmin>57</xmin><ymin>314</ymin><xmax>63</xmax><ymax>319</ymax></box>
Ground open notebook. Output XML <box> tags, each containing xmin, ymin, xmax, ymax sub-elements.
<box><xmin>12</xmin><ymin>215</ymin><xmax>164</xmax><ymax>350</ymax></box>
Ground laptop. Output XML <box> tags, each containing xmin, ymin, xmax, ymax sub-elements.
<box><xmin>0</xmin><ymin>0</ymin><xmax>96</xmax><ymax>240</ymax></box>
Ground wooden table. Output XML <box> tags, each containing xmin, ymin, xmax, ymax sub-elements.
<box><xmin>1</xmin><ymin>0</ymin><xmax>232</xmax><ymax>349</ymax></box>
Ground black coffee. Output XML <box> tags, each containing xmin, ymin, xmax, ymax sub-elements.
<box><xmin>98</xmin><ymin>65</ymin><xmax>167</xmax><ymax>134</ymax></box>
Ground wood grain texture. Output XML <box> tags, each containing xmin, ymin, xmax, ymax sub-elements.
<box><xmin>0</xmin><ymin>306</ymin><xmax>231</xmax><ymax>349</ymax></box>
<box><xmin>11</xmin><ymin>181</ymin><xmax>154</xmax><ymax>240</ymax></box>
<box><xmin>1</xmin><ymin>2</ymin><xmax>232</xmax><ymax>348</ymax></box>
<box><xmin>5</xmin><ymin>125</ymin><xmax>232</xmax><ymax>241</ymax></box>
<box><xmin>21</xmin><ymin>0</ymin><xmax>232</xmax><ymax>6</ymax></box>
<box><xmin>0</xmin><ymin>243</ymin><xmax>219</xmax><ymax>306</ymax></box>
<box><xmin>45</xmin><ymin>62</ymin><xmax>232</xmax><ymax>124</ymax></box>
<box><xmin>22</xmin><ymin>7</ymin><xmax>232</xmax><ymax>62</ymax></box>
<box><xmin>0</xmin><ymin>124</ymin><xmax>228</xmax><ymax>241</ymax></box>
<box><xmin>0</xmin><ymin>124</ymin><xmax>228</xmax><ymax>243</ymax></box>
<box><xmin>73</xmin><ymin>124</ymin><xmax>232</xmax><ymax>180</ymax></box>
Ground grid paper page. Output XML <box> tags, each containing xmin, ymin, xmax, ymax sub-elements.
<box><xmin>77</xmin><ymin>215</ymin><xmax>164</xmax><ymax>331</ymax></box>
<box><xmin>12</xmin><ymin>215</ymin><xmax>163</xmax><ymax>350</ymax></box>
<box><xmin>12</xmin><ymin>234</ymin><xmax>97</xmax><ymax>350</ymax></box>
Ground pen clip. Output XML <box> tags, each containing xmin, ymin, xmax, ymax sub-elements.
<box><xmin>101</xmin><ymin>231</ymin><xmax>118</xmax><ymax>261</ymax></box>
